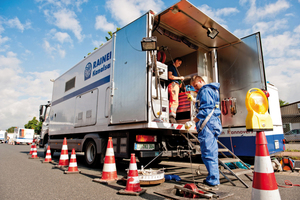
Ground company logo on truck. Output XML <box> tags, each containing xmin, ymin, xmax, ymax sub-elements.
<box><xmin>84</xmin><ymin>62</ymin><xmax>92</xmax><ymax>80</ymax></box>
<box><xmin>84</xmin><ymin>51</ymin><xmax>111</xmax><ymax>81</ymax></box>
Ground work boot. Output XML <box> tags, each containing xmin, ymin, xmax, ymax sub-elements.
<box><xmin>169</xmin><ymin>116</ymin><xmax>177</xmax><ymax>123</ymax></box>
<box><xmin>198</xmin><ymin>180</ymin><xmax>219</xmax><ymax>191</ymax></box>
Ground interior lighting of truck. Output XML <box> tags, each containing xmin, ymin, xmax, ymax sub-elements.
<box><xmin>245</xmin><ymin>88</ymin><xmax>273</xmax><ymax>131</ymax></box>
<box><xmin>206</xmin><ymin>27</ymin><xmax>219</xmax><ymax>39</ymax></box>
<box><xmin>136</xmin><ymin>135</ymin><xmax>157</xmax><ymax>142</ymax></box>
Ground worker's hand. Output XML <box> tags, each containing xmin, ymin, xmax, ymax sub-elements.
<box><xmin>193</xmin><ymin>117</ymin><xmax>199</xmax><ymax>123</ymax></box>
<box><xmin>179</xmin><ymin>76</ymin><xmax>184</xmax><ymax>81</ymax></box>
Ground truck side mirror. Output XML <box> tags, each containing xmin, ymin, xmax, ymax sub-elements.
<box><xmin>39</xmin><ymin>105</ymin><xmax>44</xmax><ymax>122</ymax></box>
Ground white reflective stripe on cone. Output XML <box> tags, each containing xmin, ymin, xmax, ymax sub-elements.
<box><xmin>45</xmin><ymin>155</ymin><xmax>51</xmax><ymax>158</ymax></box>
<box><xmin>47</xmin><ymin>150</ymin><xmax>51</xmax><ymax>153</ymax></box>
<box><xmin>128</xmin><ymin>176</ymin><xmax>139</xmax><ymax>184</ymax></box>
<box><xmin>62</xmin><ymin>145</ymin><xmax>68</xmax><ymax>150</ymax></box>
<box><xmin>32</xmin><ymin>152</ymin><xmax>37</xmax><ymax>155</ymax></box>
<box><xmin>105</xmin><ymin>148</ymin><xmax>114</xmax><ymax>156</ymax></box>
<box><xmin>70</xmin><ymin>154</ymin><xmax>76</xmax><ymax>159</ymax></box>
<box><xmin>103</xmin><ymin>163</ymin><xmax>117</xmax><ymax>172</ymax></box>
<box><xmin>129</xmin><ymin>163</ymin><xmax>137</xmax><ymax>170</ymax></box>
<box><xmin>251</xmin><ymin>188</ymin><xmax>281</xmax><ymax>200</ymax></box>
<box><xmin>60</xmin><ymin>154</ymin><xmax>69</xmax><ymax>159</ymax></box>
<box><xmin>254</xmin><ymin>156</ymin><xmax>274</xmax><ymax>173</ymax></box>
<box><xmin>69</xmin><ymin>162</ymin><xmax>77</xmax><ymax>167</ymax></box>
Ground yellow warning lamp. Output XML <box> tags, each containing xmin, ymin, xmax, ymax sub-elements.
<box><xmin>245</xmin><ymin>88</ymin><xmax>273</xmax><ymax>131</ymax></box>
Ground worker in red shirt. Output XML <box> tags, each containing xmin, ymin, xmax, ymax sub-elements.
<box><xmin>168</xmin><ymin>57</ymin><xmax>184</xmax><ymax>123</ymax></box>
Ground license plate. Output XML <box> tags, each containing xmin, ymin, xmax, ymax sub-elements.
<box><xmin>134</xmin><ymin>143</ymin><xmax>155</xmax><ymax>150</ymax></box>
<box><xmin>274</xmin><ymin>140</ymin><xmax>279</xmax><ymax>149</ymax></box>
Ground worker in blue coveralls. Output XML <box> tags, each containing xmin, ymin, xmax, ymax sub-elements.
<box><xmin>190</xmin><ymin>75</ymin><xmax>222</xmax><ymax>190</ymax></box>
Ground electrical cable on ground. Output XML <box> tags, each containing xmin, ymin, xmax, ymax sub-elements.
<box><xmin>277</xmin><ymin>180</ymin><xmax>300</xmax><ymax>188</ymax></box>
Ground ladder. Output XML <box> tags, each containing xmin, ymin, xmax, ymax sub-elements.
<box><xmin>180</xmin><ymin>131</ymin><xmax>253</xmax><ymax>188</ymax></box>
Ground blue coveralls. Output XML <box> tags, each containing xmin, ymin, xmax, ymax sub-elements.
<box><xmin>195</xmin><ymin>83</ymin><xmax>222</xmax><ymax>186</ymax></box>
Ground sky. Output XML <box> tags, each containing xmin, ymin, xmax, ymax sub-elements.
<box><xmin>0</xmin><ymin>0</ymin><xmax>300</xmax><ymax>130</ymax></box>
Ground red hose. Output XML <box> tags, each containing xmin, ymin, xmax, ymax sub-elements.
<box><xmin>277</xmin><ymin>180</ymin><xmax>300</xmax><ymax>188</ymax></box>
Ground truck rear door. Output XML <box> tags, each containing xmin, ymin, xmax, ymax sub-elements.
<box><xmin>217</xmin><ymin>32</ymin><xmax>267</xmax><ymax>127</ymax></box>
<box><xmin>110</xmin><ymin>14</ymin><xmax>149</xmax><ymax>124</ymax></box>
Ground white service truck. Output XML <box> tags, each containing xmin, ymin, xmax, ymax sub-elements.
<box><xmin>13</xmin><ymin>128</ymin><xmax>34</xmax><ymax>145</ymax></box>
<box><xmin>39</xmin><ymin>0</ymin><xmax>284</xmax><ymax>167</ymax></box>
<box><xmin>0</xmin><ymin>130</ymin><xmax>7</xmax><ymax>143</ymax></box>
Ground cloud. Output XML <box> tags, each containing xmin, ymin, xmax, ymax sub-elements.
<box><xmin>245</xmin><ymin>0</ymin><xmax>290</xmax><ymax>23</ymax></box>
<box><xmin>36</xmin><ymin>0</ymin><xmax>88</xmax><ymax>12</ymax></box>
<box><xmin>52</xmin><ymin>9</ymin><xmax>84</xmax><ymax>41</ymax></box>
<box><xmin>106</xmin><ymin>0</ymin><xmax>164</xmax><ymax>26</ymax></box>
<box><xmin>43</xmin><ymin>39</ymin><xmax>66</xmax><ymax>58</ymax></box>
<box><xmin>262</xmin><ymin>31</ymin><xmax>297</xmax><ymax>58</ymax></box>
<box><xmin>252</xmin><ymin>19</ymin><xmax>288</xmax><ymax>35</ymax></box>
<box><xmin>5</xmin><ymin>17</ymin><xmax>31</xmax><ymax>32</ymax></box>
<box><xmin>198</xmin><ymin>4</ymin><xmax>239</xmax><ymax>25</ymax></box>
<box><xmin>0</xmin><ymin>51</ymin><xmax>60</xmax><ymax>129</ymax></box>
<box><xmin>0</xmin><ymin>35</ymin><xmax>10</xmax><ymax>45</ymax></box>
<box><xmin>54</xmin><ymin>31</ymin><xmax>72</xmax><ymax>44</ymax></box>
<box><xmin>92</xmin><ymin>39</ymin><xmax>105</xmax><ymax>48</ymax></box>
<box><xmin>265</xmin><ymin>58</ymin><xmax>300</xmax><ymax>103</ymax></box>
<box><xmin>233</xmin><ymin>28</ymin><xmax>252</xmax><ymax>38</ymax></box>
<box><xmin>95</xmin><ymin>15</ymin><xmax>116</xmax><ymax>32</ymax></box>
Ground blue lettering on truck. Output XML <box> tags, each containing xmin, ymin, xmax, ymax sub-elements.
<box><xmin>84</xmin><ymin>51</ymin><xmax>112</xmax><ymax>81</ymax></box>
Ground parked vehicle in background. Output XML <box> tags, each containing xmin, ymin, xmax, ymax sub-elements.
<box><xmin>284</xmin><ymin>129</ymin><xmax>300</xmax><ymax>143</ymax></box>
<box><xmin>0</xmin><ymin>130</ymin><xmax>7</xmax><ymax>143</ymax></box>
<box><xmin>13</xmin><ymin>128</ymin><xmax>34</xmax><ymax>145</ymax></box>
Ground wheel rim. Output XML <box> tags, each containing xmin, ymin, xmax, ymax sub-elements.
<box><xmin>86</xmin><ymin>142</ymin><xmax>95</xmax><ymax>163</ymax></box>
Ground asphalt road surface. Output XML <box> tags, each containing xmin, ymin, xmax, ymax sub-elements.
<box><xmin>1</xmin><ymin>143</ymin><xmax>300</xmax><ymax>200</ymax></box>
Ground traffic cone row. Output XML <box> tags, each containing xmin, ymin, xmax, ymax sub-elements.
<box><xmin>28</xmin><ymin>137</ymin><xmax>148</xmax><ymax>196</ymax></box>
<box><xmin>251</xmin><ymin>131</ymin><xmax>281</xmax><ymax>200</ymax></box>
<box><xmin>64</xmin><ymin>148</ymin><xmax>81</xmax><ymax>174</ymax></box>
<box><xmin>118</xmin><ymin>153</ymin><xmax>146</xmax><ymax>196</ymax></box>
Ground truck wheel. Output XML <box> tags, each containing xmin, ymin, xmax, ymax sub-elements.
<box><xmin>84</xmin><ymin>140</ymin><xmax>100</xmax><ymax>167</ymax></box>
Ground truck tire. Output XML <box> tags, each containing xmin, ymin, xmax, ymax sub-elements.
<box><xmin>84</xmin><ymin>140</ymin><xmax>100</xmax><ymax>167</ymax></box>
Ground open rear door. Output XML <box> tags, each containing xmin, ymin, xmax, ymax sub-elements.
<box><xmin>218</xmin><ymin>32</ymin><xmax>266</xmax><ymax>127</ymax></box>
<box><xmin>110</xmin><ymin>14</ymin><xmax>148</xmax><ymax>124</ymax></box>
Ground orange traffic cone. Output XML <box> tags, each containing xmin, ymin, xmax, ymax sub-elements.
<box><xmin>64</xmin><ymin>148</ymin><xmax>81</xmax><ymax>174</ymax></box>
<box><xmin>29</xmin><ymin>144</ymin><xmax>34</xmax><ymax>155</ymax></box>
<box><xmin>43</xmin><ymin>145</ymin><xmax>52</xmax><ymax>163</ymax></box>
<box><xmin>119</xmin><ymin>153</ymin><xmax>146</xmax><ymax>196</ymax></box>
<box><xmin>29</xmin><ymin>144</ymin><xmax>39</xmax><ymax>159</ymax></box>
<box><xmin>55</xmin><ymin>137</ymin><xmax>69</xmax><ymax>168</ymax></box>
<box><xmin>251</xmin><ymin>131</ymin><xmax>281</xmax><ymax>200</ymax></box>
<box><xmin>93</xmin><ymin>137</ymin><xmax>118</xmax><ymax>184</ymax></box>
